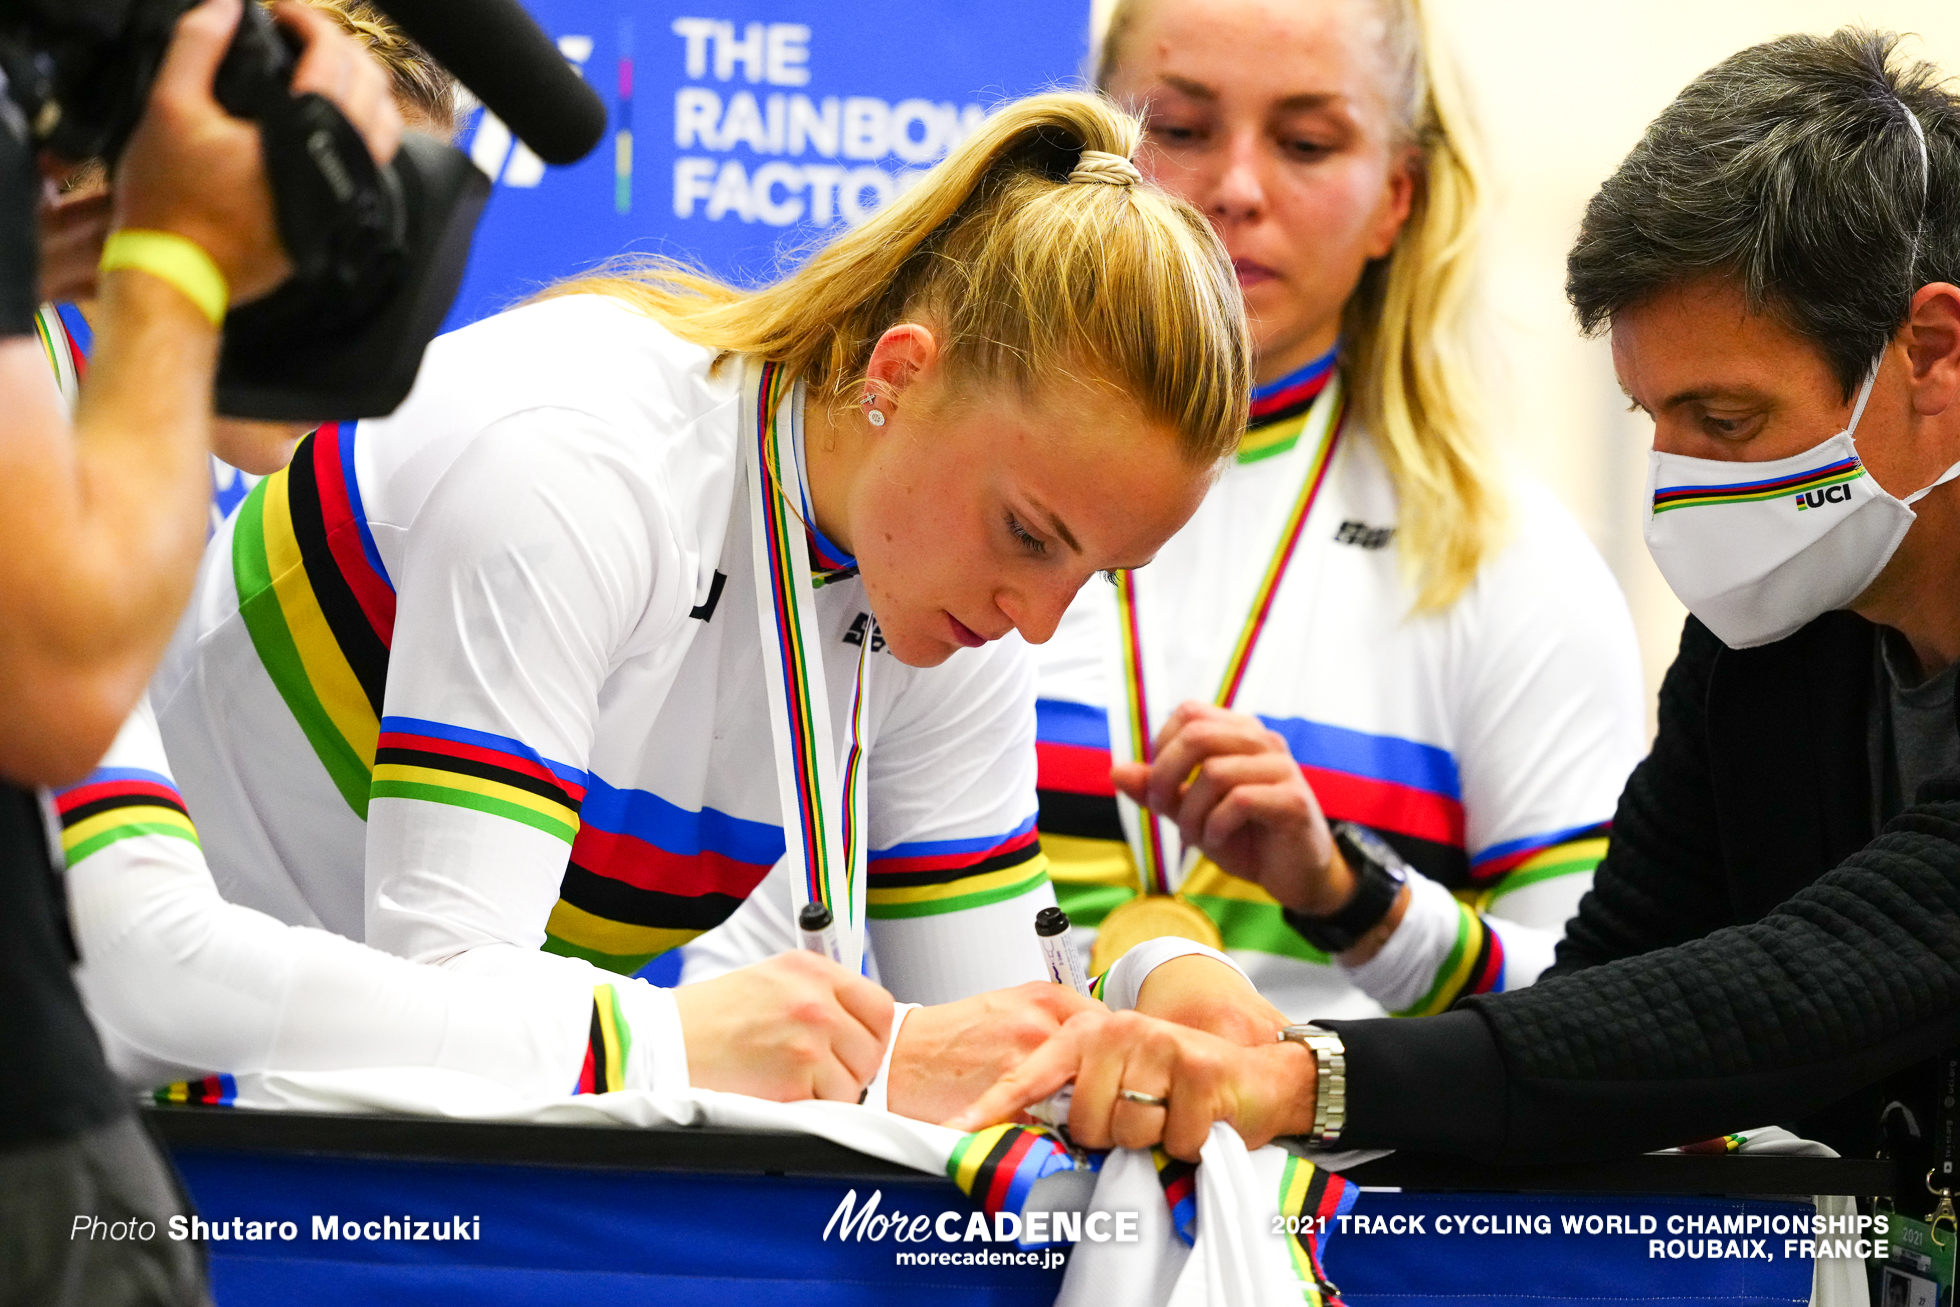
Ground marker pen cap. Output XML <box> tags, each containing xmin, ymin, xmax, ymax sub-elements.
<box><xmin>1035</xmin><ymin>906</ymin><xmax>1072</xmax><ymax>938</ymax></box>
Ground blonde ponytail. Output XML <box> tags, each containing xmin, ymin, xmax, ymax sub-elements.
<box><xmin>537</xmin><ymin>92</ymin><xmax>1251</xmax><ymax>466</ymax></box>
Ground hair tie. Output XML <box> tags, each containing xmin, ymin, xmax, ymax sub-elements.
<box><xmin>1067</xmin><ymin>150</ymin><xmax>1142</xmax><ymax>187</ymax></box>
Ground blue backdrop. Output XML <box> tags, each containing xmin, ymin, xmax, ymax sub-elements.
<box><xmin>441</xmin><ymin>0</ymin><xmax>1096</xmax><ymax>332</ymax></box>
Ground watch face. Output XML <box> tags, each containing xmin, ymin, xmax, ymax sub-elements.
<box><xmin>1336</xmin><ymin>822</ymin><xmax>1409</xmax><ymax>882</ymax></box>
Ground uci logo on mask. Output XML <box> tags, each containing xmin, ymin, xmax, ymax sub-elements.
<box><xmin>1795</xmin><ymin>483</ymin><xmax>1855</xmax><ymax>511</ymax></box>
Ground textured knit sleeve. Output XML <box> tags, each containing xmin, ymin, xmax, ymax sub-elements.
<box><xmin>1547</xmin><ymin>616</ymin><xmax>1736</xmax><ymax>977</ymax></box>
<box><xmin>1330</xmin><ymin>783</ymin><xmax>1960</xmax><ymax>1163</ymax></box>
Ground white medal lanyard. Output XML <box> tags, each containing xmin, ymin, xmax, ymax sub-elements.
<box><xmin>742</xmin><ymin>360</ymin><xmax>874</xmax><ymax>972</ymax></box>
<box><xmin>1107</xmin><ymin>378</ymin><xmax>1348</xmax><ymax>894</ymax></box>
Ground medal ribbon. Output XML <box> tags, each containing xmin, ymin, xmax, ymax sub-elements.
<box><xmin>1114</xmin><ymin>381</ymin><xmax>1349</xmax><ymax>895</ymax></box>
<box><xmin>744</xmin><ymin>360</ymin><xmax>874</xmax><ymax>969</ymax></box>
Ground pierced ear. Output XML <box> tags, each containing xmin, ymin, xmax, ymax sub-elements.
<box><xmin>858</xmin><ymin>391</ymin><xmax>889</xmax><ymax>427</ymax></box>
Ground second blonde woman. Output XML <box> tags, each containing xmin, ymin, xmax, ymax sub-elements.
<box><xmin>1034</xmin><ymin>0</ymin><xmax>1645</xmax><ymax>1027</ymax></box>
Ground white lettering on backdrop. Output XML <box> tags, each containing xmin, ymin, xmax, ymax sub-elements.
<box><xmin>667</xmin><ymin>16</ymin><xmax>991</xmax><ymax>226</ymax></box>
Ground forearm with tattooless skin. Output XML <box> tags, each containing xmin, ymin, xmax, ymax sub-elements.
<box><xmin>0</xmin><ymin>268</ymin><xmax>217</xmax><ymax>785</ymax></box>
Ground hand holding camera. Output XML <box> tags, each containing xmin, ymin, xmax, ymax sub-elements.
<box><xmin>112</xmin><ymin>0</ymin><xmax>400</xmax><ymax>307</ymax></box>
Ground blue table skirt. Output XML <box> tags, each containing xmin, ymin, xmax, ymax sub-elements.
<box><xmin>1325</xmin><ymin>1191</ymin><xmax>1817</xmax><ymax>1307</ymax></box>
<box><xmin>175</xmin><ymin>1148</ymin><xmax>1064</xmax><ymax>1306</ymax></box>
<box><xmin>170</xmin><ymin>1148</ymin><xmax>1818</xmax><ymax>1306</ymax></box>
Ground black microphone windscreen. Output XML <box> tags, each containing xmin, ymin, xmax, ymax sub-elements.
<box><xmin>368</xmin><ymin>0</ymin><xmax>605</xmax><ymax>165</ymax></box>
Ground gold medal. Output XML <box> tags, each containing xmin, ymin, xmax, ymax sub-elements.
<box><xmin>1092</xmin><ymin>385</ymin><xmax>1350</xmax><ymax>981</ymax></box>
<box><xmin>1089</xmin><ymin>892</ymin><xmax>1223</xmax><ymax>977</ymax></box>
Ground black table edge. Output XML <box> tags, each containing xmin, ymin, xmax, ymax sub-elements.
<box><xmin>144</xmin><ymin>1104</ymin><xmax>924</xmax><ymax>1181</ymax></box>
<box><xmin>143</xmin><ymin>1104</ymin><xmax>1896</xmax><ymax>1196</ymax></box>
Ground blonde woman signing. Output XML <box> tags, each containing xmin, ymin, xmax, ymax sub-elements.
<box><xmin>145</xmin><ymin>94</ymin><xmax>1249</xmax><ymax>1119</ymax></box>
<box><xmin>1034</xmin><ymin>0</ymin><xmax>1645</xmax><ymax>1030</ymax></box>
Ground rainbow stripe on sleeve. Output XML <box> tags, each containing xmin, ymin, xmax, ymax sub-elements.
<box><xmin>572</xmin><ymin>984</ymin><xmax>632</xmax><ymax>1094</ymax></box>
<box><xmin>233</xmin><ymin>423</ymin><xmax>394</xmax><ymax>817</ymax></box>
<box><xmin>373</xmin><ymin>716</ymin><xmax>585</xmax><ymax>844</ymax></box>
<box><xmin>1036</xmin><ymin>702</ymin><xmax>1474</xmax><ymax>954</ymax></box>
<box><xmin>546</xmin><ymin>779</ymin><xmax>783</xmax><ymax>974</ymax></box>
<box><xmin>229</xmin><ymin>423</ymin><xmax>796</xmax><ymax>979</ymax></box>
<box><xmin>1470</xmin><ymin>821</ymin><xmax>1611</xmax><ymax>890</ymax></box>
<box><xmin>1395</xmin><ymin>897</ymin><xmax>1506</xmax><ymax>1016</ymax></box>
<box><xmin>863</xmin><ymin>816</ymin><xmax>1050</xmax><ymax>919</ymax></box>
<box><xmin>154</xmin><ymin>1074</ymin><xmax>237</xmax><ymax>1107</ymax></box>
<box><xmin>54</xmin><ymin>767</ymin><xmax>199</xmax><ymax>865</ymax></box>
<box><xmin>1651</xmin><ymin>456</ymin><xmax>1863</xmax><ymax>513</ymax></box>
<box><xmin>34</xmin><ymin>302</ymin><xmax>90</xmax><ymax>400</ymax></box>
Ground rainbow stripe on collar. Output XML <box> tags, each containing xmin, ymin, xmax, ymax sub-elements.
<box><xmin>1241</xmin><ymin>347</ymin><xmax>1339</xmax><ymax>464</ymax></box>
<box><xmin>1248</xmin><ymin>345</ymin><xmax>1338</xmax><ymax>426</ymax></box>
<box><xmin>1652</xmin><ymin>456</ymin><xmax>1864</xmax><ymax>513</ymax></box>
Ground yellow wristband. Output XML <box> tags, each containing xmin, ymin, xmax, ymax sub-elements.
<box><xmin>99</xmin><ymin>229</ymin><xmax>229</xmax><ymax>327</ymax></box>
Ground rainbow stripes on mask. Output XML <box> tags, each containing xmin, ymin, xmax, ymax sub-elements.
<box><xmin>1651</xmin><ymin>456</ymin><xmax>1863</xmax><ymax>514</ymax></box>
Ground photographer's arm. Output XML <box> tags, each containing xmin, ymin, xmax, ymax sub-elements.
<box><xmin>0</xmin><ymin>0</ymin><xmax>399</xmax><ymax>786</ymax></box>
<box><xmin>0</xmin><ymin>275</ymin><xmax>214</xmax><ymax>785</ymax></box>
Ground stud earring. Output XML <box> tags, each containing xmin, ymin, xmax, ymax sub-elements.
<box><xmin>861</xmin><ymin>393</ymin><xmax>886</xmax><ymax>427</ymax></box>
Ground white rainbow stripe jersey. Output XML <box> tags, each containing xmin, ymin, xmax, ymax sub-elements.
<box><xmin>152</xmin><ymin>295</ymin><xmax>1055</xmax><ymax>1005</ymax></box>
<box><xmin>1033</xmin><ymin>378</ymin><xmax>1647</xmax><ymax>1020</ymax></box>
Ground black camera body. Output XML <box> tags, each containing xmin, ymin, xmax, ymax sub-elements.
<box><xmin>0</xmin><ymin>0</ymin><xmax>491</xmax><ymax>419</ymax></box>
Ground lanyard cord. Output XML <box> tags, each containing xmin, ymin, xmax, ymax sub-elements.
<box><xmin>1114</xmin><ymin>388</ymin><xmax>1349</xmax><ymax>895</ymax></box>
<box><xmin>748</xmin><ymin>361</ymin><xmax>873</xmax><ymax>962</ymax></box>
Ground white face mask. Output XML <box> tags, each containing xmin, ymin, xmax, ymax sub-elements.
<box><xmin>1643</xmin><ymin>367</ymin><xmax>1960</xmax><ymax>648</ymax></box>
<box><xmin>1642</xmin><ymin>97</ymin><xmax>1949</xmax><ymax>650</ymax></box>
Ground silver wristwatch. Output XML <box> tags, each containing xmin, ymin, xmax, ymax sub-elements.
<box><xmin>1277</xmin><ymin>1023</ymin><xmax>1346</xmax><ymax>1144</ymax></box>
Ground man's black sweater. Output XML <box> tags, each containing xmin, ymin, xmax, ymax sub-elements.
<box><xmin>1324</xmin><ymin>612</ymin><xmax>1960</xmax><ymax>1165</ymax></box>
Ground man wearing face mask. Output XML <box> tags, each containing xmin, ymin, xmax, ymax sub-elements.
<box><xmin>953</xmin><ymin>26</ymin><xmax>1960</xmax><ymax>1172</ymax></box>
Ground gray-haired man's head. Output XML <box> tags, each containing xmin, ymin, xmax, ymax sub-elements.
<box><xmin>1567</xmin><ymin>28</ymin><xmax>1956</xmax><ymax>399</ymax></box>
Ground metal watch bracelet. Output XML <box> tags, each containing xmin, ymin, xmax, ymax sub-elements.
<box><xmin>1278</xmin><ymin>1024</ymin><xmax>1346</xmax><ymax>1144</ymax></box>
